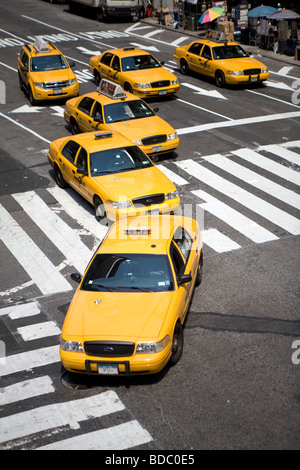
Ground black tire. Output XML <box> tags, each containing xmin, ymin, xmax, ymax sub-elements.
<box><xmin>18</xmin><ymin>72</ymin><xmax>24</xmax><ymax>91</ymax></box>
<box><xmin>180</xmin><ymin>59</ymin><xmax>189</xmax><ymax>75</ymax></box>
<box><xmin>94</xmin><ymin>69</ymin><xmax>101</xmax><ymax>86</ymax></box>
<box><xmin>124</xmin><ymin>82</ymin><xmax>133</xmax><ymax>94</ymax></box>
<box><xmin>70</xmin><ymin>118</ymin><xmax>80</xmax><ymax>135</ymax></box>
<box><xmin>215</xmin><ymin>70</ymin><xmax>226</xmax><ymax>88</ymax></box>
<box><xmin>29</xmin><ymin>87</ymin><xmax>37</xmax><ymax>106</ymax></box>
<box><xmin>94</xmin><ymin>196</ymin><xmax>107</xmax><ymax>222</ymax></box>
<box><xmin>55</xmin><ymin>166</ymin><xmax>68</xmax><ymax>189</ymax></box>
<box><xmin>195</xmin><ymin>253</ymin><xmax>203</xmax><ymax>287</ymax></box>
<box><xmin>169</xmin><ymin>322</ymin><xmax>184</xmax><ymax>367</ymax></box>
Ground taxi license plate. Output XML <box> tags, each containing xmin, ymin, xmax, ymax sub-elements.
<box><xmin>250</xmin><ymin>76</ymin><xmax>258</xmax><ymax>82</ymax></box>
<box><xmin>147</xmin><ymin>208</ymin><xmax>159</xmax><ymax>215</ymax></box>
<box><xmin>159</xmin><ymin>90</ymin><xmax>167</xmax><ymax>95</ymax></box>
<box><xmin>53</xmin><ymin>88</ymin><xmax>62</xmax><ymax>95</ymax></box>
<box><xmin>152</xmin><ymin>145</ymin><xmax>162</xmax><ymax>153</ymax></box>
<box><xmin>98</xmin><ymin>364</ymin><xmax>118</xmax><ymax>375</ymax></box>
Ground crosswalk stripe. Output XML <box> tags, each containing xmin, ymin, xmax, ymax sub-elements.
<box><xmin>202</xmin><ymin>153</ymin><xmax>300</xmax><ymax>210</ymax></box>
<box><xmin>37</xmin><ymin>420</ymin><xmax>153</xmax><ymax>450</ymax></box>
<box><xmin>157</xmin><ymin>164</ymin><xmax>189</xmax><ymax>185</ymax></box>
<box><xmin>17</xmin><ymin>321</ymin><xmax>61</xmax><ymax>341</ymax></box>
<box><xmin>231</xmin><ymin>148</ymin><xmax>300</xmax><ymax>186</ymax></box>
<box><xmin>13</xmin><ymin>191</ymin><xmax>93</xmax><ymax>274</ymax></box>
<box><xmin>0</xmin><ymin>345</ymin><xmax>60</xmax><ymax>377</ymax></box>
<box><xmin>0</xmin><ymin>204</ymin><xmax>72</xmax><ymax>295</ymax></box>
<box><xmin>0</xmin><ymin>301</ymin><xmax>40</xmax><ymax>318</ymax></box>
<box><xmin>176</xmin><ymin>159</ymin><xmax>300</xmax><ymax>235</ymax></box>
<box><xmin>194</xmin><ymin>190</ymin><xmax>278</xmax><ymax>244</ymax></box>
<box><xmin>260</xmin><ymin>144</ymin><xmax>300</xmax><ymax>166</ymax></box>
<box><xmin>0</xmin><ymin>391</ymin><xmax>125</xmax><ymax>446</ymax></box>
<box><xmin>203</xmin><ymin>228</ymin><xmax>241</xmax><ymax>253</ymax></box>
<box><xmin>0</xmin><ymin>376</ymin><xmax>55</xmax><ymax>406</ymax></box>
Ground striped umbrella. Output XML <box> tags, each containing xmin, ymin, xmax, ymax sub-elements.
<box><xmin>198</xmin><ymin>7</ymin><xmax>225</xmax><ymax>24</ymax></box>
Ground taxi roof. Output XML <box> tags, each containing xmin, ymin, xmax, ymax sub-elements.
<box><xmin>190</xmin><ymin>38</ymin><xmax>238</xmax><ymax>48</ymax></box>
<box><xmin>56</xmin><ymin>130</ymin><xmax>139</xmax><ymax>152</ymax></box>
<box><xmin>105</xmin><ymin>47</ymin><xmax>151</xmax><ymax>58</ymax></box>
<box><xmin>25</xmin><ymin>37</ymin><xmax>61</xmax><ymax>56</ymax></box>
<box><xmin>78</xmin><ymin>80</ymin><xmax>141</xmax><ymax>106</ymax></box>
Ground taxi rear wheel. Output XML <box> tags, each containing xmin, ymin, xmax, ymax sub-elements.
<box><xmin>195</xmin><ymin>253</ymin><xmax>203</xmax><ymax>287</ymax></box>
<box><xmin>169</xmin><ymin>322</ymin><xmax>183</xmax><ymax>366</ymax></box>
<box><xmin>180</xmin><ymin>59</ymin><xmax>189</xmax><ymax>75</ymax></box>
<box><xmin>215</xmin><ymin>70</ymin><xmax>226</xmax><ymax>88</ymax></box>
<box><xmin>55</xmin><ymin>166</ymin><xmax>68</xmax><ymax>189</ymax></box>
<box><xmin>94</xmin><ymin>196</ymin><xmax>106</xmax><ymax>222</ymax></box>
<box><xmin>70</xmin><ymin>118</ymin><xmax>80</xmax><ymax>135</ymax></box>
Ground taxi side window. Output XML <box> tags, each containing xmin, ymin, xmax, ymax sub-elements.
<box><xmin>170</xmin><ymin>241</ymin><xmax>185</xmax><ymax>279</ymax></box>
<box><xmin>188</xmin><ymin>43</ymin><xmax>203</xmax><ymax>56</ymax></box>
<box><xmin>93</xmin><ymin>102</ymin><xmax>103</xmax><ymax>120</ymax></box>
<box><xmin>62</xmin><ymin>140</ymin><xmax>80</xmax><ymax>163</ymax></box>
<box><xmin>111</xmin><ymin>55</ymin><xmax>120</xmax><ymax>71</ymax></box>
<box><xmin>78</xmin><ymin>97</ymin><xmax>94</xmax><ymax>115</ymax></box>
<box><xmin>76</xmin><ymin>147</ymin><xmax>88</xmax><ymax>171</ymax></box>
<box><xmin>173</xmin><ymin>227</ymin><xmax>193</xmax><ymax>263</ymax></box>
<box><xmin>100</xmin><ymin>52</ymin><xmax>114</xmax><ymax>67</ymax></box>
<box><xmin>21</xmin><ymin>51</ymin><xmax>29</xmax><ymax>70</ymax></box>
<box><xmin>201</xmin><ymin>45</ymin><xmax>212</xmax><ymax>60</ymax></box>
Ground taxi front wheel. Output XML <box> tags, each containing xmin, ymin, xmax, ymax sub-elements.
<box><xmin>169</xmin><ymin>322</ymin><xmax>183</xmax><ymax>366</ymax></box>
<box><xmin>215</xmin><ymin>70</ymin><xmax>226</xmax><ymax>88</ymax></box>
<box><xmin>94</xmin><ymin>196</ymin><xmax>107</xmax><ymax>222</ymax></box>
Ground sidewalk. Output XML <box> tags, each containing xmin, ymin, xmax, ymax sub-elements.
<box><xmin>140</xmin><ymin>16</ymin><xmax>300</xmax><ymax>68</ymax></box>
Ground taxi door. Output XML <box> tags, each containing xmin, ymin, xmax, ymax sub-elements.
<box><xmin>75</xmin><ymin>97</ymin><xmax>95</xmax><ymax>132</ymax></box>
<box><xmin>186</xmin><ymin>42</ymin><xmax>204</xmax><ymax>74</ymax></box>
<box><xmin>18</xmin><ymin>49</ymin><xmax>30</xmax><ymax>90</ymax></box>
<box><xmin>198</xmin><ymin>45</ymin><xmax>214</xmax><ymax>77</ymax></box>
<box><xmin>60</xmin><ymin>140</ymin><xmax>81</xmax><ymax>186</ymax></box>
<box><xmin>72</xmin><ymin>146</ymin><xmax>93</xmax><ymax>203</ymax></box>
<box><xmin>98</xmin><ymin>52</ymin><xmax>114</xmax><ymax>81</ymax></box>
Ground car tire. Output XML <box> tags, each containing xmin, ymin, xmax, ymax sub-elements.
<box><xmin>124</xmin><ymin>82</ymin><xmax>133</xmax><ymax>94</ymax></box>
<box><xmin>18</xmin><ymin>72</ymin><xmax>24</xmax><ymax>91</ymax></box>
<box><xmin>29</xmin><ymin>87</ymin><xmax>37</xmax><ymax>106</ymax></box>
<box><xmin>195</xmin><ymin>253</ymin><xmax>203</xmax><ymax>287</ymax></box>
<box><xmin>70</xmin><ymin>118</ymin><xmax>80</xmax><ymax>135</ymax></box>
<box><xmin>55</xmin><ymin>166</ymin><xmax>68</xmax><ymax>189</ymax></box>
<box><xmin>215</xmin><ymin>70</ymin><xmax>226</xmax><ymax>88</ymax></box>
<box><xmin>94</xmin><ymin>70</ymin><xmax>101</xmax><ymax>86</ymax></box>
<box><xmin>94</xmin><ymin>196</ymin><xmax>107</xmax><ymax>223</ymax></box>
<box><xmin>169</xmin><ymin>322</ymin><xmax>184</xmax><ymax>367</ymax></box>
<box><xmin>180</xmin><ymin>59</ymin><xmax>189</xmax><ymax>75</ymax></box>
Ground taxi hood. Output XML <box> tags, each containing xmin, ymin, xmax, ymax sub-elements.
<box><xmin>93</xmin><ymin>166</ymin><xmax>175</xmax><ymax>200</ymax></box>
<box><xmin>218</xmin><ymin>56</ymin><xmax>266</xmax><ymax>71</ymax></box>
<box><xmin>124</xmin><ymin>67</ymin><xmax>176</xmax><ymax>84</ymax></box>
<box><xmin>64</xmin><ymin>290</ymin><xmax>173</xmax><ymax>341</ymax></box>
<box><xmin>31</xmin><ymin>68</ymin><xmax>75</xmax><ymax>83</ymax></box>
<box><xmin>108</xmin><ymin>115</ymin><xmax>175</xmax><ymax>139</ymax></box>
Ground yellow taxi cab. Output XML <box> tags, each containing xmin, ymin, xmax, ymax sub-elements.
<box><xmin>174</xmin><ymin>39</ymin><xmax>269</xmax><ymax>87</ymax></box>
<box><xmin>47</xmin><ymin>130</ymin><xmax>180</xmax><ymax>222</ymax></box>
<box><xmin>64</xmin><ymin>79</ymin><xmax>179</xmax><ymax>159</ymax></box>
<box><xmin>18</xmin><ymin>36</ymin><xmax>79</xmax><ymax>105</ymax></box>
<box><xmin>60</xmin><ymin>214</ymin><xmax>203</xmax><ymax>376</ymax></box>
<box><xmin>89</xmin><ymin>47</ymin><xmax>180</xmax><ymax>98</ymax></box>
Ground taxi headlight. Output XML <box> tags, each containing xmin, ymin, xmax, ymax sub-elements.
<box><xmin>133</xmin><ymin>83</ymin><xmax>150</xmax><ymax>89</ymax></box>
<box><xmin>106</xmin><ymin>200</ymin><xmax>132</xmax><ymax>209</ymax></box>
<box><xmin>68</xmin><ymin>79</ymin><xmax>76</xmax><ymax>86</ymax></box>
<box><xmin>60</xmin><ymin>337</ymin><xmax>83</xmax><ymax>352</ymax></box>
<box><xmin>261</xmin><ymin>67</ymin><xmax>268</xmax><ymax>73</ymax></box>
<box><xmin>167</xmin><ymin>132</ymin><xmax>177</xmax><ymax>141</ymax></box>
<box><xmin>165</xmin><ymin>190</ymin><xmax>179</xmax><ymax>200</ymax></box>
<box><xmin>136</xmin><ymin>335</ymin><xmax>170</xmax><ymax>354</ymax></box>
<box><xmin>171</xmin><ymin>79</ymin><xmax>179</xmax><ymax>85</ymax></box>
<box><xmin>133</xmin><ymin>139</ymin><xmax>142</xmax><ymax>146</ymax></box>
<box><xmin>227</xmin><ymin>70</ymin><xmax>243</xmax><ymax>75</ymax></box>
<box><xmin>35</xmin><ymin>82</ymin><xmax>45</xmax><ymax>89</ymax></box>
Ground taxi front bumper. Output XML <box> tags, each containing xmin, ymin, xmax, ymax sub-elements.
<box><xmin>32</xmin><ymin>82</ymin><xmax>79</xmax><ymax>101</ymax></box>
<box><xmin>226</xmin><ymin>71</ymin><xmax>269</xmax><ymax>85</ymax></box>
<box><xmin>133</xmin><ymin>85</ymin><xmax>180</xmax><ymax>98</ymax></box>
<box><xmin>105</xmin><ymin>197</ymin><xmax>180</xmax><ymax>221</ymax></box>
<box><xmin>142</xmin><ymin>137</ymin><xmax>180</xmax><ymax>157</ymax></box>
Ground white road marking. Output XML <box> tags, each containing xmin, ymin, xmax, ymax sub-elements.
<box><xmin>0</xmin><ymin>376</ymin><xmax>55</xmax><ymax>406</ymax></box>
<box><xmin>258</xmin><ymin>144</ymin><xmax>300</xmax><ymax>166</ymax></box>
<box><xmin>0</xmin><ymin>345</ymin><xmax>60</xmax><ymax>377</ymax></box>
<box><xmin>17</xmin><ymin>321</ymin><xmax>61</xmax><ymax>341</ymax></box>
<box><xmin>157</xmin><ymin>164</ymin><xmax>189</xmax><ymax>186</ymax></box>
<box><xmin>0</xmin><ymin>301</ymin><xmax>40</xmax><ymax>318</ymax></box>
<box><xmin>203</xmin><ymin>228</ymin><xmax>241</xmax><ymax>253</ymax></box>
<box><xmin>37</xmin><ymin>420</ymin><xmax>153</xmax><ymax>450</ymax></box>
<box><xmin>0</xmin><ymin>204</ymin><xmax>72</xmax><ymax>295</ymax></box>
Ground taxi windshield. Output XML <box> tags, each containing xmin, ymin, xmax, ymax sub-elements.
<box><xmin>81</xmin><ymin>253</ymin><xmax>174</xmax><ymax>292</ymax></box>
<box><xmin>212</xmin><ymin>45</ymin><xmax>249</xmax><ymax>60</ymax></box>
<box><xmin>89</xmin><ymin>145</ymin><xmax>153</xmax><ymax>176</ymax></box>
<box><xmin>121</xmin><ymin>54</ymin><xmax>161</xmax><ymax>71</ymax></box>
<box><xmin>104</xmin><ymin>100</ymin><xmax>155</xmax><ymax>123</ymax></box>
<box><xmin>31</xmin><ymin>54</ymin><xmax>69</xmax><ymax>71</ymax></box>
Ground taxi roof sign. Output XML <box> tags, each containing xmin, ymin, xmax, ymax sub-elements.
<box><xmin>33</xmin><ymin>36</ymin><xmax>51</xmax><ymax>53</ymax></box>
<box><xmin>97</xmin><ymin>79</ymin><xmax>127</xmax><ymax>100</ymax></box>
<box><xmin>125</xmin><ymin>226</ymin><xmax>151</xmax><ymax>235</ymax></box>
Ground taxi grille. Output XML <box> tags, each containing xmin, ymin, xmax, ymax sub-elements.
<box><xmin>132</xmin><ymin>193</ymin><xmax>165</xmax><ymax>206</ymax></box>
<box><xmin>141</xmin><ymin>134</ymin><xmax>167</xmax><ymax>146</ymax></box>
<box><xmin>44</xmin><ymin>80</ymin><xmax>69</xmax><ymax>89</ymax></box>
<box><xmin>243</xmin><ymin>68</ymin><xmax>261</xmax><ymax>76</ymax></box>
<box><xmin>84</xmin><ymin>341</ymin><xmax>135</xmax><ymax>357</ymax></box>
<box><xmin>150</xmin><ymin>80</ymin><xmax>170</xmax><ymax>88</ymax></box>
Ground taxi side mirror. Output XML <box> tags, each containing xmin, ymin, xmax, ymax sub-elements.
<box><xmin>178</xmin><ymin>273</ymin><xmax>192</xmax><ymax>285</ymax></box>
<box><xmin>68</xmin><ymin>61</ymin><xmax>76</xmax><ymax>67</ymax></box>
<box><xmin>94</xmin><ymin>116</ymin><xmax>103</xmax><ymax>123</ymax></box>
<box><xmin>71</xmin><ymin>272</ymin><xmax>81</xmax><ymax>283</ymax></box>
<box><xmin>21</xmin><ymin>66</ymin><xmax>28</xmax><ymax>72</ymax></box>
<box><xmin>77</xmin><ymin>168</ymin><xmax>88</xmax><ymax>176</ymax></box>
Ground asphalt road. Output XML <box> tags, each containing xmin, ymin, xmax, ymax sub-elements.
<box><xmin>0</xmin><ymin>0</ymin><xmax>299</xmax><ymax>453</ymax></box>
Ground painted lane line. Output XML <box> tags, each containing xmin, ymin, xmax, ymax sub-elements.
<box><xmin>232</xmin><ymin>148</ymin><xmax>300</xmax><ymax>186</ymax></box>
<box><xmin>0</xmin><ymin>345</ymin><xmax>60</xmax><ymax>377</ymax></box>
<box><xmin>37</xmin><ymin>420</ymin><xmax>153</xmax><ymax>450</ymax></box>
<box><xmin>202</xmin><ymin>153</ymin><xmax>300</xmax><ymax>210</ymax></box>
<box><xmin>258</xmin><ymin>144</ymin><xmax>300</xmax><ymax>166</ymax></box>
<box><xmin>282</xmin><ymin>140</ymin><xmax>300</xmax><ymax>149</ymax></box>
<box><xmin>0</xmin><ymin>376</ymin><xmax>55</xmax><ymax>406</ymax></box>
<box><xmin>13</xmin><ymin>191</ymin><xmax>93</xmax><ymax>274</ymax></box>
<box><xmin>246</xmin><ymin>88</ymin><xmax>300</xmax><ymax>109</ymax></box>
<box><xmin>0</xmin><ymin>204</ymin><xmax>72</xmax><ymax>295</ymax></box>
<box><xmin>176</xmin><ymin>111</ymin><xmax>300</xmax><ymax>135</ymax></box>
<box><xmin>0</xmin><ymin>391</ymin><xmax>125</xmax><ymax>445</ymax></box>
<box><xmin>181</xmin><ymin>82</ymin><xmax>227</xmax><ymax>101</ymax></box>
<box><xmin>194</xmin><ymin>190</ymin><xmax>278</xmax><ymax>244</ymax></box>
<box><xmin>0</xmin><ymin>301</ymin><xmax>40</xmax><ymax>318</ymax></box>
<box><xmin>176</xmin><ymin>98</ymin><xmax>232</xmax><ymax>121</ymax></box>
<box><xmin>175</xmin><ymin>159</ymin><xmax>300</xmax><ymax>235</ymax></box>
<box><xmin>0</xmin><ymin>62</ymin><xmax>18</xmax><ymax>72</ymax></box>
<box><xmin>203</xmin><ymin>228</ymin><xmax>241</xmax><ymax>253</ymax></box>
<box><xmin>0</xmin><ymin>112</ymin><xmax>51</xmax><ymax>144</ymax></box>
<box><xmin>157</xmin><ymin>164</ymin><xmax>189</xmax><ymax>186</ymax></box>
<box><xmin>17</xmin><ymin>321</ymin><xmax>61</xmax><ymax>341</ymax></box>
